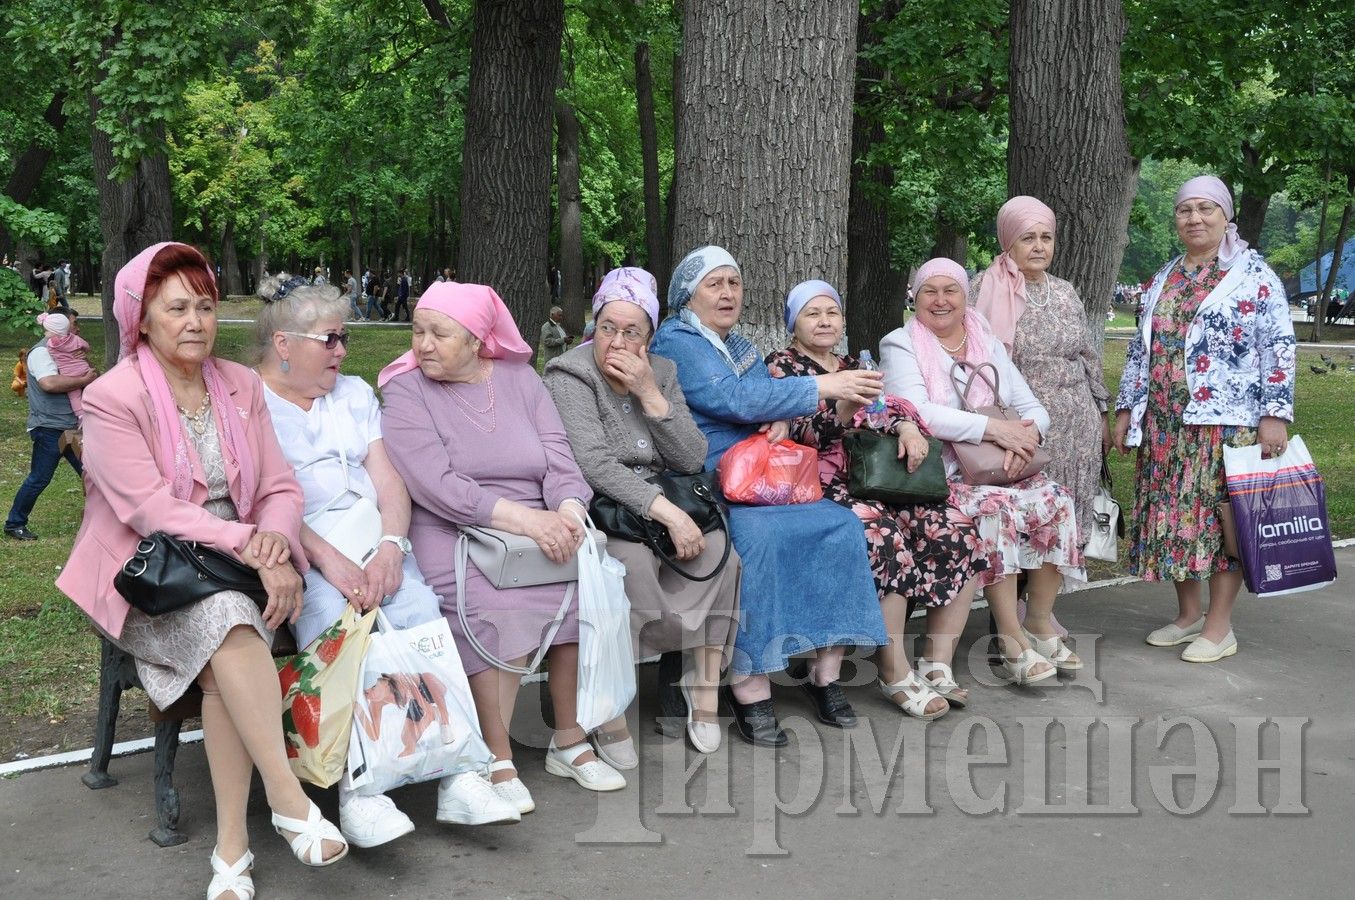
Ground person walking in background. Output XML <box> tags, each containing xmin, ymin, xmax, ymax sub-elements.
<box><xmin>5</xmin><ymin>308</ymin><xmax>96</xmax><ymax>540</ymax></box>
<box><xmin>53</xmin><ymin>261</ymin><xmax>71</xmax><ymax>311</ymax></box>
<box><xmin>344</xmin><ymin>269</ymin><xmax>364</xmax><ymax>320</ymax></box>
<box><xmin>539</xmin><ymin>306</ymin><xmax>570</xmax><ymax>364</ymax></box>
<box><xmin>391</xmin><ymin>268</ymin><xmax>412</xmax><ymax>322</ymax></box>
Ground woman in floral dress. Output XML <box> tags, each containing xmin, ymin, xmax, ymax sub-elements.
<box><xmin>768</xmin><ymin>280</ymin><xmax>987</xmax><ymax>718</ymax></box>
<box><xmin>1114</xmin><ymin>175</ymin><xmax>1295</xmax><ymax>663</ymax></box>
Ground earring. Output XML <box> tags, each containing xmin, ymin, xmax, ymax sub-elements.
<box><xmin>280</xmin><ymin>359</ymin><xmax>290</xmax><ymax>373</ymax></box>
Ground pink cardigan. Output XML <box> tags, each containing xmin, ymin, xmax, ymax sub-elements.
<box><xmin>56</xmin><ymin>357</ymin><xmax>307</xmax><ymax>638</ymax></box>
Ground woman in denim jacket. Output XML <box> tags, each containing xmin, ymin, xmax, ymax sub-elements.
<box><xmin>1112</xmin><ymin>175</ymin><xmax>1296</xmax><ymax>664</ymax></box>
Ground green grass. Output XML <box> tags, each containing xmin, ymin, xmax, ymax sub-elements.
<box><xmin>0</xmin><ymin>314</ymin><xmax>1350</xmax><ymax>752</ymax></box>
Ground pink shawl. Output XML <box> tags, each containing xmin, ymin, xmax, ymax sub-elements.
<box><xmin>906</xmin><ymin>308</ymin><xmax>997</xmax><ymax>410</ymax></box>
<box><xmin>974</xmin><ymin>196</ymin><xmax>1057</xmax><ymax>352</ymax></box>
<box><xmin>113</xmin><ymin>242</ymin><xmax>256</xmax><ymax>518</ymax></box>
<box><xmin>378</xmin><ymin>281</ymin><xmax>532</xmax><ymax>388</ymax></box>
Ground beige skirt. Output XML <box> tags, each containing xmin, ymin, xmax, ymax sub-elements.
<box><xmin>606</xmin><ymin>532</ymin><xmax>740</xmax><ymax>661</ymax></box>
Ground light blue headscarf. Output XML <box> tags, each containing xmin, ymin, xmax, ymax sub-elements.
<box><xmin>783</xmin><ymin>279</ymin><xmax>842</xmax><ymax>333</ymax></box>
<box><xmin>668</xmin><ymin>245</ymin><xmax>759</xmax><ymax>375</ymax></box>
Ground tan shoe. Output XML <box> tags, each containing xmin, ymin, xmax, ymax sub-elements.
<box><xmin>1145</xmin><ymin>617</ymin><xmax>1204</xmax><ymax>647</ymax></box>
<box><xmin>1181</xmin><ymin>631</ymin><xmax>1237</xmax><ymax>663</ymax></box>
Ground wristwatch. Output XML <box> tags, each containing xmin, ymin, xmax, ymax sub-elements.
<box><xmin>380</xmin><ymin>535</ymin><xmax>413</xmax><ymax>556</ymax></box>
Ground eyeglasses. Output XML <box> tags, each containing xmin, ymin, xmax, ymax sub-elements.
<box><xmin>286</xmin><ymin>330</ymin><xmax>350</xmax><ymax>350</ymax></box>
<box><xmin>1174</xmin><ymin>202</ymin><xmax>1221</xmax><ymax>220</ymax></box>
<box><xmin>595</xmin><ymin>322</ymin><xmax>647</xmax><ymax>342</ymax></box>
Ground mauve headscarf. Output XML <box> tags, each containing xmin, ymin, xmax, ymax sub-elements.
<box><xmin>783</xmin><ymin>279</ymin><xmax>842</xmax><ymax>334</ymax></box>
<box><xmin>593</xmin><ymin>266</ymin><xmax>660</xmax><ymax>328</ymax></box>
<box><xmin>974</xmin><ymin>196</ymin><xmax>1057</xmax><ymax>352</ymax></box>
<box><xmin>112</xmin><ymin>241</ymin><xmax>256</xmax><ymax>517</ymax></box>
<box><xmin>1175</xmin><ymin>175</ymin><xmax>1248</xmax><ymax>269</ymax></box>
<box><xmin>907</xmin><ymin>257</ymin><xmax>995</xmax><ymax>408</ymax></box>
<box><xmin>377</xmin><ymin>281</ymin><xmax>532</xmax><ymax>387</ymax></box>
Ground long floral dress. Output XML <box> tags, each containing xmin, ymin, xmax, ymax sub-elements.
<box><xmin>766</xmin><ymin>347</ymin><xmax>987</xmax><ymax>606</ymax></box>
<box><xmin>1129</xmin><ymin>259</ymin><xmax>1255</xmax><ymax>582</ymax></box>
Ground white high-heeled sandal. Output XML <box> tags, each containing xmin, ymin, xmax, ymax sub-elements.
<box><xmin>915</xmin><ymin>658</ymin><xmax>968</xmax><ymax>708</ymax></box>
<box><xmin>270</xmin><ymin>800</ymin><xmax>348</xmax><ymax>867</ymax></box>
<box><xmin>999</xmin><ymin>648</ymin><xmax>1057</xmax><ymax>686</ymax></box>
<box><xmin>877</xmin><ymin>671</ymin><xmax>948</xmax><ymax>720</ymax></box>
<box><xmin>208</xmin><ymin>847</ymin><xmax>254</xmax><ymax>900</ymax></box>
<box><xmin>1022</xmin><ymin>628</ymin><xmax>1082</xmax><ymax>672</ymax></box>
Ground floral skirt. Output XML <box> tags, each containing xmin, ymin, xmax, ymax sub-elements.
<box><xmin>947</xmin><ymin>472</ymin><xmax>1085</xmax><ymax>588</ymax></box>
<box><xmin>1128</xmin><ymin>420</ymin><xmax>1255</xmax><ymax>582</ymax></box>
<box><xmin>823</xmin><ymin>478</ymin><xmax>987</xmax><ymax>606</ymax></box>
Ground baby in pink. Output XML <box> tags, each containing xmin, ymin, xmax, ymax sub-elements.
<box><xmin>39</xmin><ymin>312</ymin><xmax>93</xmax><ymax>417</ymax></box>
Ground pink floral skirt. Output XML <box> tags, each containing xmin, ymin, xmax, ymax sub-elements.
<box><xmin>948</xmin><ymin>472</ymin><xmax>1086</xmax><ymax>588</ymax></box>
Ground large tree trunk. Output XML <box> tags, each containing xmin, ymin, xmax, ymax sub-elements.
<box><xmin>1320</xmin><ymin>198</ymin><xmax>1352</xmax><ymax>335</ymax></box>
<box><xmin>1007</xmin><ymin>0</ymin><xmax>1138</xmax><ymax>351</ymax></box>
<box><xmin>635</xmin><ymin>40</ymin><xmax>668</xmax><ymax>290</ymax></box>
<box><xmin>458</xmin><ymin>0</ymin><xmax>564</xmax><ymax>350</ymax></box>
<box><xmin>0</xmin><ymin>93</ymin><xmax>67</xmax><ymax>256</ymax></box>
<box><xmin>348</xmin><ymin>196</ymin><xmax>362</xmax><ymax>289</ymax></box>
<box><xmin>929</xmin><ymin>211</ymin><xmax>968</xmax><ymax>266</ymax></box>
<box><xmin>90</xmin><ymin>93</ymin><xmax>174</xmax><ymax>368</ymax></box>
<box><xmin>672</xmin><ymin>0</ymin><xmax>858</xmax><ymax>354</ymax></box>
<box><xmin>846</xmin><ymin>5</ymin><xmax>900</xmax><ymax>357</ymax></box>
<box><xmin>252</xmin><ymin>213</ymin><xmax>269</xmax><ymax>292</ymax></box>
<box><xmin>1235</xmin><ymin>190</ymin><xmax>1271</xmax><ymax>249</ymax></box>
<box><xmin>556</xmin><ymin>98</ymin><xmax>586</xmax><ymax>333</ymax></box>
<box><xmin>220</xmin><ymin>220</ymin><xmax>243</xmax><ymax>298</ymax></box>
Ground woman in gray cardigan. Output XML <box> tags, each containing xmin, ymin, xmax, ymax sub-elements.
<box><xmin>545</xmin><ymin>267</ymin><xmax>739</xmax><ymax>759</ymax></box>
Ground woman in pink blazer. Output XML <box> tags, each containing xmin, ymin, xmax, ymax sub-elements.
<box><xmin>56</xmin><ymin>242</ymin><xmax>347</xmax><ymax>900</ymax></box>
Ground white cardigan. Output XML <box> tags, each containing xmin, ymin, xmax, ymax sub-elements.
<box><xmin>879</xmin><ymin>325</ymin><xmax>1050</xmax><ymax>472</ymax></box>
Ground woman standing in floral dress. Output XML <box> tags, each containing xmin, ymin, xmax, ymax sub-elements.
<box><xmin>768</xmin><ymin>280</ymin><xmax>986</xmax><ymax>717</ymax></box>
<box><xmin>1113</xmin><ymin>175</ymin><xmax>1295</xmax><ymax>663</ymax></box>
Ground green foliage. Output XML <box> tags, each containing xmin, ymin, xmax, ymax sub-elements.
<box><xmin>0</xmin><ymin>196</ymin><xmax>65</xmax><ymax>249</ymax></box>
<box><xmin>0</xmin><ymin>269</ymin><xmax>45</xmax><ymax>334</ymax></box>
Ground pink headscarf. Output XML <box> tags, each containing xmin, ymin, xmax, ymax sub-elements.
<box><xmin>377</xmin><ymin>281</ymin><xmax>532</xmax><ymax>388</ymax></box>
<box><xmin>1175</xmin><ymin>175</ymin><xmax>1249</xmax><ymax>269</ymax></box>
<box><xmin>113</xmin><ymin>242</ymin><xmax>255</xmax><ymax>517</ymax></box>
<box><xmin>974</xmin><ymin>196</ymin><xmax>1057</xmax><ymax>352</ymax></box>
<box><xmin>907</xmin><ymin>257</ymin><xmax>995</xmax><ymax>408</ymax></box>
<box><xmin>592</xmin><ymin>267</ymin><xmax>660</xmax><ymax>328</ymax></box>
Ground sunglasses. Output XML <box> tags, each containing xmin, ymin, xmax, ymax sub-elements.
<box><xmin>286</xmin><ymin>330</ymin><xmax>350</xmax><ymax>350</ymax></box>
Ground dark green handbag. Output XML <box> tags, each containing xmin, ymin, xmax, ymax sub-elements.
<box><xmin>842</xmin><ymin>430</ymin><xmax>950</xmax><ymax>505</ymax></box>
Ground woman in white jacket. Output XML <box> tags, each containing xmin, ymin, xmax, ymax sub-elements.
<box><xmin>881</xmin><ymin>258</ymin><xmax>1085</xmax><ymax>687</ymax></box>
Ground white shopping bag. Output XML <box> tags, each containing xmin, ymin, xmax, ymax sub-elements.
<box><xmin>346</xmin><ymin>609</ymin><xmax>493</xmax><ymax>793</ymax></box>
<box><xmin>573</xmin><ymin>521</ymin><xmax>636</xmax><ymax>732</ymax></box>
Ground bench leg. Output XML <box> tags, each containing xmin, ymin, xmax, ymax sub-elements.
<box><xmin>81</xmin><ymin>640</ymin><xmax>125</xmax><ymax>790</ymax></box>
<box><xmin>148</xmin><ymin>718</ymin><xmax>187</xmax><ymax>847</ymax></box>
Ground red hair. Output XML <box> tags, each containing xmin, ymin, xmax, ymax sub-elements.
<box><xmin>143</xmin><ymin>244</ymin><xmax>218</xmax><ymax>307</ymax></box>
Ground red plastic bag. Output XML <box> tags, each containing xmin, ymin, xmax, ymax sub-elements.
<box><xmin>718</xmin><ymin>435</ymin><xmax>823</xmax><ymax>506</ymax></box>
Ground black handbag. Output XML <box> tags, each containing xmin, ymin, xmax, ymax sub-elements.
<box><xmin>589</xmin><ymin>471</ymin><xmax>732</xmax><ymax>582</ymax></box>
<box><xmin>114</xmin><ymin>531</ymin><xmax>270</xmax><ymax>616</ymax></box>
<box><xmin>843</xmin><ymin>429</ymin><xmax>950</xmax><ymax>504</ymax></box>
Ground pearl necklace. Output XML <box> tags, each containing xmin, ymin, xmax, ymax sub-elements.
<box><xmin>1025</xmin><ymin>275</ymin><xmax>1052</xmax><ymax>308</ymax></box>
<box><xmin>177</xmin><ymin>395</ymin><xmax>212</xmax><ymax>436</ymax></box>
<box><xmin>938</xmin><ymin>332</ymin><xmax>968</xmax><ymax>355</ymax></box>
<box><xmin>440</xmin><ymin>361</ymin><xmax>497</xmax><ymax>433</ymax></box>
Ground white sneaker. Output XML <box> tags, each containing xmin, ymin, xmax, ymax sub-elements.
<box><xmin>338</xmin><ymin>793</ymin><xmax>414</xmax><ymax>849</ymax></box>
<box><xmin>488</xmin><ymin>759</ymin><xmax>535</xmax><ymax>814</ymax></box>
<box><xmin>544</xmin><ymin>739</ymin><xmax>626</xmax><ymax>792</ymax></box>
<box><xmin>437</xmin><ymin>771</ymin><xmax>522</xmax><ymax>825</ymax></box>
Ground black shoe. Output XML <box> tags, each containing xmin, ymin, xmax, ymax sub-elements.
<box><xmin>790</xmin><ymin>661</ymin><xmax>858</xmax><ymax>729</ymax></box>
<box><xmin>4</xmin><ymin>526</ymin><xmax>37</xmax><ymax>541</ymax></box>
<box><xmin>654</xmin><ymin>650</ymin><xmax>687</xmax><ymax>737</ymax></box>
<box><xmin>723</xmin><ymin>686</ymin><xmax>787</xmax><ymax>747</ymax></box>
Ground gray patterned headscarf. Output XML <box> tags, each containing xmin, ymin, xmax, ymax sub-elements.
<box><xmin>667</xmin><ymin>245</ymin><xmax>741</xmax><ymax>311</ymax></box>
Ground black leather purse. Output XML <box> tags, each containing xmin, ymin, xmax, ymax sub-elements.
<box><xmin>114</xmin><ymin>531</ymin><xmax>269</xmax><ymax>616</ymax></box>
<box><xmin>589</xmin><ymin>471</ymin><xmax>732</xmax><ymax>582</ymax></box>
<box><xmin>842</xmin><ymin>430</ymin><xmax>950</xmax><ymax>504</ymax></box>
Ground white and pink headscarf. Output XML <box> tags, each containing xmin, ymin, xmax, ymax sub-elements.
<box><xmin>907</xmin><ymin>257</ymin><xmax>997</xmax><ymax>408</ymax></box>
<box><xmin>1175</xmin><ymin>174</ymin><xmax>1248</xmax><ymax>269</ymax></box>
<box><xmin>974</xmin><ymin>195</ymin><xmax>1057</xmax><ymax>352</ymax></box>
<box><xmin>378</xmin><ymin>281</ymin><xmax>533</xmax><ymax>387</ymax></box>
<box><xmin>113</xmin><ymin>242</ymin><xmax>256</xmax><ymax>518</ymax></box>
<box><xmin>593</xmin><ymin>266</ymin><xmax>660</xmax><ymax>328</ymax></box>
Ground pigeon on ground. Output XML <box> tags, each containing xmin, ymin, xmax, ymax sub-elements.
<box><xmin>1309</xmin><ymin>365</ymin><xmax>1328</xmax><ymax>375</ymax></box>
<box><xmin>1320</xmin><ymin>353</ymin><xmax>1335</xmax><ymax>365</ymax></box>
<box><xmin>1330</xmin><ymin>360</ymin><xmax>1338</xmax><ymax>370</ymax></box>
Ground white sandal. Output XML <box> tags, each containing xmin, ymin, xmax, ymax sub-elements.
<box><xmin>208</xmin><ymin>847</ymin><xmax>254</xmax><ymax>900</ymax></box>
<box><xmin>877</xmin><ymin>671</ymin><xmax>948</xmax><ymax>720</ymax></box>
<box><xmin>271</xmin><ymin>800</ymin><xmax>348</xmax><ymax>867</ymax></box>
<box><xmin>915</xmin><ymin>658</ymin><xmax>968</xmax><ymax>708</ymax></box>
<box><xmin>999</xmin><ymin>648</ymin><xmax>1057</xmax><ymax>686</ymax></box>
<box><xmin>545</xmin><ymin>738</ymin><xmax>626</xmax><ymax>792</ymax></box>
<box><xmin>1022</xmin><ymin>628</ymin><xmax>1082</xmax><ymax>673</ymax></box>
<box><xmin>488</xmin><ymin>758</ymin><xmax>536</xmax><ymax>814</ymax></box>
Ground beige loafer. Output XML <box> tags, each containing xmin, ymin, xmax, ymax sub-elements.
<box><xmin>1181</xmin><ymin>631</ymin><xmax>1237</xmax><ymax>663</ymax></box>
<box><xmin>1145</xmin><ymin>617</ymin><xmax>1204</xmax><ymax>647</ymax></box>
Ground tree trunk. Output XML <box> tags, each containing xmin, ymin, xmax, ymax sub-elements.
<box><xmin>220</xmin><ymin>220</ymin><xmax>244</xmax><ymax>298</ymax></box>
<box><xmin>252</xmin><ymin>213</ymin><xmax>270</xmax><ymax>291</ymax></box>
<box><xmin>0</xmin><ymin>93</ymin><xmax>67</xmax><ymax>256</ymax></box>
<box><xmin>1235</xmin><ymin>190</ymin><xmax>1271</xmax><ymax>249</ymax></box>
<box><xmin>1007</xmin><ymin>0</ymin><xmax>1138</xmax><ymax>351</ymax></box>
<box><xmin>663</xmin><ymin>1</ymin><xmax>684</xmax><ymax>310</ymax></box>
<box><xmin>929</xmin><ymin>211</ymin><xmax>968</xmax><ymax>266</ymax></box>
<box><xmin>635</xmin><ymin>41</ymin><xmax>668</xmax><ymax>289</ymax></box>
<box><xmin>1319</xmin><ymin>199</ymin><xmax>1352</xmax><ymax>340</ymax></box>
<box><xmin>1309</xmin><ymin>161</ymin><xmax>1332</xmax><ymax>342</ymax></box>
<box><xmin>846</xmin><ymin>5</ymin><xmax>901</xmax><ymax>357</ymax></box>
<box><xmin>458</xmin><ymin>0</ymin><xmax>564</xmax><ymax>351</ymax></box>
<box><xmin>556</xmin><ymin>98</ymin><xmax>586</xmax><ymax>333</ymax></box>
<box><xmin>348</xmin><ymin>196</ymin><xmax>362</xmax><ymax>288</ymax></box>
<box><xmin>672</xmin><ymin>0</ymin><xmax>858</xmax><ymax>354</ymax></box>
<box><xmin>90</xmin><ymin>93</ymin><xmax>175</xmax><ymax>368</ymax></box>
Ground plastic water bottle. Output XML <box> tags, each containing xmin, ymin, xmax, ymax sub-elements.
<box><xmin>857</xmin><ymin>350</ymin><xmax>889</xmax><ymax>428</ymax></box>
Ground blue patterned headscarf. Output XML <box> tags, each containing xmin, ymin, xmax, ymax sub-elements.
<box><xmin>668</xmin><ymin>245</ymin><xmax>759</xmax><ymax>375</ymax></box>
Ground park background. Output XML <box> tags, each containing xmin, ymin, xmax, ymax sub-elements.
<box><xmin>0</xmin><ymin>0</ymin><xmax>1352</xmax><ymax>761</ymax></box>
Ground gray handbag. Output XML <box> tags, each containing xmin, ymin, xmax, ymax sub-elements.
<box><xmin>948</xmin><ymin>360</ymin><xmax>1051</xmax><ymax>486</ymax></box>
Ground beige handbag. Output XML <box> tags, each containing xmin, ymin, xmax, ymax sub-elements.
<box><xmin>948</xmin><ymin>360</ymin><xmax>1051</xmax><ymax>486</ymax></box>
<box><xmin>460</xmin><ymin>525</ymin><xmax>607</xmax><ymax>588</ymax></box>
